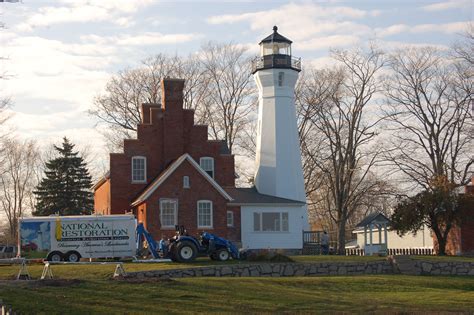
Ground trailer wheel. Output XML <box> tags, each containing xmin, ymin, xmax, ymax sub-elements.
<box><xmin>65</xmin><ymin>251</ymin><xmax>81</xmax><ymax>262</ymax></box>
<box><xmin>215</xmin><ymin>249</ymin><xmax>230</xmax><ymax>261</ymax></box>
<box><xmin>176</xmin><ymin>241</ymin><xmax>197</xmax><ymax>262</ymax></box>
<box><xmin>47</xmin><ymin>251</ymin><xmax>63</xmax><ymax>262</ymax></box>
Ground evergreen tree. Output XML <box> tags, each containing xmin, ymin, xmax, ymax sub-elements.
<box><xmin>34</xmin><ymin>138</ymin><xmax>93</xmax><ymax>216</ymax></box>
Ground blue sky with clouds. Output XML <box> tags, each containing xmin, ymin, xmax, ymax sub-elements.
<box><xmin>0</xmin><ymin>0</ymin><xmax>472</xmax><ymax>175</ymax></box>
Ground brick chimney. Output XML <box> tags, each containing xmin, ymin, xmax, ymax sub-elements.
<box><xmin>161</xmin><ymin>78</ymin><xmax>185</xmax><ymax>111</ymax></box>
<box><xmin>140</xmin><ymin>103</ymin><xmax>161</xmax><ymax>124</ymax></box>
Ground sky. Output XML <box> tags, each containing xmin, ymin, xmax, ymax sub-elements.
<box><xmin>0</xmin><ymin>0</ymin><xmax>472</xmax><ymax>177</ymax></box>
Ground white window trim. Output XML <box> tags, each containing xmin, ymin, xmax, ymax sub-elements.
<box><xmin>199</xmin><ymin>157</ymin><xmax>214</xmax><ymax>179</ymax></box>
<box><xmin>197</xmin><ymin>200</ymin><xmax>213</xmax><ymax>229</ymax></box>
<box><xmin>227</xmin><ymin>210</ymin><xmax>234</xmax><ymax>227</ymax></box>
<box><xmin>183</xmin><ymin>176</ymin><xmax>190</xmax><ymax>189</ymax></box>
<box><xmin>131</xmin><ymin>156</ymin><xmax>147</xmax><ymax>184</ymax></box>
<box><xmin>253</xmin><ymin>212</ymin><xmax>289</xmax><ymax>233</ymax></box>
<box><xmin>160</xmin><ymin>199</ymin><xmax>178</xmax><ymax>229</ymax></box>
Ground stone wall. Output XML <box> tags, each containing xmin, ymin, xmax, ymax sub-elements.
<box><xmin>119</xmin><ymin>261</ymin><xmax>394</xmax><ymax>280</ymax></box>
<box><xmin>117</xmin><ymin>258</ymin><xmax>474</xmax><ymax>280</ymax></box>
<box><xmin>414</xmin><ymin>260</ymin><xmax>474</xmax><ymax>276</ymax></box>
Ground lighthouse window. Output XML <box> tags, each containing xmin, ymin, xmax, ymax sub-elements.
<box><xmin>278</xmin><ymin>72</ymin><xmax>284</xmax><ymax>86</ymax></box>
<box><xmin>200</xmin><ymin>157</ymin><xmax>214</xmax><ymax>178</ymax></box>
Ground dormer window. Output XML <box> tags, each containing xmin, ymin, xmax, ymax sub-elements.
<box><xmin>131</xmin><ymin>156</ymin><xmax>146</xmax><ymax>183</ymax></box>
<box><xmin>200</xmin><ymin>157</ymin><xmax>214</xmax><ymax>178</ymax></box>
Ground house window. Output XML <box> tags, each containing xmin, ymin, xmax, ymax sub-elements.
<box><xmin>197</xmin><ymin>200</ymin><xmax>213</xmax><ymax>228</ymax></box>
<box><xmin>200</xmin><ymin>157</ymin><xmax>214</xmax><ymax>178</ymax></box>
<box><xmin>131</xmin><ymin>156</ymin><xmax>146</xmax><ymax>183</ymax></box>
<box><xmin>183</xmin><ymin>176</ymin><xmax>190</xmax><ymax>188</ymax></box>
<box><xmin>160</xmin><ymin>199</ymin><xmax>177</xmax><ymax>228</ymax></box>
<box><xmin>253</xmin><ymin>212</ymin><xmax>289</xmax><ymax>232</ymax></box>
<box><xmin>227</xmin><ymin>211</ymin><xmax>234</xmax><ymax>227</ymax></box>
<box><xmin>278</xmin><ymin>72</ymin><xmax>284</xmax><ymax>86</ymax></box>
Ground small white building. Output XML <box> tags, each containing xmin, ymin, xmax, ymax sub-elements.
<box><xmin>351</xmin><ymin>212</ymin><xmax>434</xmax><ymax>255</ymax></box>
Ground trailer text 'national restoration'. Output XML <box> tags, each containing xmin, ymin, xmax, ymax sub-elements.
<box><xmin>60</xmin><ymin>222</ymin><xmax>129</xmax><ymax>239</ymax></box>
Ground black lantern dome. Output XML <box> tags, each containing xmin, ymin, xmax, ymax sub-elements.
<box><xmin>251</xmin><ymin>26</ymin><xmax>301</xmax><ymax>74</ymax></box>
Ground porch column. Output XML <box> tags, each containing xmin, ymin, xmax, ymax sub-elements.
<box><xmin>369</xmin><ymin>223</ymin><xmax>373</xmax><ymax>246</ymax></box>
<box><xmin>384</xmin><ymin>223</ymin><xmax>388</xmax><ymax>248</ymax></box>
<box><xmin>378</xmin><ymin>224</ymin><xmax>382</xmax><ymax>244</ymax></box>
<box><xmin>364</xmin><ymin>226</ymin><xmax>367</xmax><ymax>246</ymax></box>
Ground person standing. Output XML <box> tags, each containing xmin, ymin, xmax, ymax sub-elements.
<box><xmin>321</xmin><ymin>231</ymin><xmax>330</xmax><ymax>255</ymax></box>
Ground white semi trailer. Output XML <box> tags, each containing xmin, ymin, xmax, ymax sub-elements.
<box><xmin>19</xmin><ymin>215</ymin><xmax>136</xmax><ymax>262</ymax></box>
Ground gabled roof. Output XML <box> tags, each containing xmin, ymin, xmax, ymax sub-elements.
<box><xmin>355</xmin><ymin>212</ymin><xmax>391</xmax><ymax>228</ymax></box>
<box><xmin>92</xmin><ymin>171</ymin><xmax>110</xmax><ymax>190</ymax></box>
<box><xmin>131</xmin><ymin>154</ymin><xmax>233</xmax><ymax>207</ymax></box>
<box><xmin>226</xmin><ymin>187</ymin><xmax>305</xmax><ymax>206</ymax></box>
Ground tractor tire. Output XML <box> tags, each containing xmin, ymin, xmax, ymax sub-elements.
<box><xmin>215</xmin><ymin>248</ymin><xmax>230</xmax><ymax>261</ymax></box>
<box><xmin>168</xmin><ymin>244</ymin><xmax>178</xmax><ymax>262</ymax></box>
<box><xmin>209</xmin><ymin>253</ymin><xmax>218</xmax><ymax>260</ymax></box>
<box><xmin>175</xmin><ymin>241</ymin><xmax>197</xmax><ymax>262</ymax></box>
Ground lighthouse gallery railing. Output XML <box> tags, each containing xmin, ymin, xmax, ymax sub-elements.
<box><xmin>251</xmin><ymin>55</ymin><xmax>302</xmax><ymax>73</ymax></box>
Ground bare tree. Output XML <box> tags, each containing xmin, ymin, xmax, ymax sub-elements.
<box><xmin>197</xmin><ymin>42</ymin><xmax>256</xmax><ymax>153</ymax></box>
<box><xmin>299</xmin><ymin>47</ymin><xmax>386</xmax><ymax>254</ymax></box>
<box><xmin>452</xmin><ymin>23</ymin><xmax>474</xmax><ymax>65</ymax></box>
<box><xmin>384</xmin><ymin>46</ymin><xmax>473</xmax><ymax>254</ymax></box>
<box><xmin>90</xmin><ymin>54</ymin><xmax>200</xmax><ymax>151</ymax></box>
<box><xmin>0</xmin><ymin>138</ymin><xmax>39</xmax><ymax>240</ymax></box>
<box><xmin>384</xmin><ymin>47</ymin><xmax>473</xmax><ymax>189</ymax></box>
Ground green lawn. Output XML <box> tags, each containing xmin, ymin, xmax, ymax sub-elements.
<box><xmin>0</xmin><ymin>276</ymin><xmax>473</xmax><ymax>314</ymax></box>
<box><xmin>1</xmin><ymin>256</ymin><xmax>472</xmax><ymax>314</ymax></box>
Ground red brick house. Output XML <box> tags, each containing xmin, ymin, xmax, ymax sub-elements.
<box><xmin>94</xmin><ymin>78</ymin><xmax>238</xmax><ymax>240</ymax></box>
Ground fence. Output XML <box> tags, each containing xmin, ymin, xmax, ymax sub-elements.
<box><xmin>387</xmin><ymin>248</ymin><xmax>434</xmax><ymax>256</ymax></box>
<box><xmin>345</xmin><ymin>248</ymin><xmax>365</xmax><ymax>256</ymax></box>
<box><xmin>345</xmin><ymin>248</ymin><xmax>434</xmax><ymax>256</ymax></box>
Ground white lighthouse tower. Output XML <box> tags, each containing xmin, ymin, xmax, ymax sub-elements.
<box><xmin>252</xmin><ymin>26</ymin><xmax>307</xmax><ymax>209</ymax></box>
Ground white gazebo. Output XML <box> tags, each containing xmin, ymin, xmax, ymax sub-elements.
<box><xmin>355</xmin><ymin>212</ymin><xmax>391</xmax><ymax>256</ymax></box>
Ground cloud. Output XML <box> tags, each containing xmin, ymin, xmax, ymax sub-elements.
<box><xmin>79</xmin><ymin>32</ymin><xmax>202</xmax><ymax>47</ymax></box>
<box><xmin>207</xmin><ymin>3</ymin><xmax>371</xmax><ymax>43</ymax></box>
<box><xmin>306</xmin><ymin>56</ymin><xmax>339</xmax><ymax>69</ymax></box>
<box><xmin>421</xmin><ymin>0</ymin><xmax>471</xmax><ymax>11</ymax></box>
<box><xmin>376</xmin><ymin>21</ymin><xmax>469</xmax><ymax>37</ymax></box>
<box><xmin>297</xmin><ymin>35</ymin><xmax>360</xmax><ymax>51</ymax></box>
<box><xmin>377</xmin><ymin>40</ymin><xmax>449</xmax><ymax>51</ymax></box>
<box><xmin>2</xmin><ymin>35</ymin><xmax>114</xmax><ymax>106</ymax></box>
<box><xmin>16</xmin><ymin>0</ymin><xmax>154</xmax><ymax>32</ymax></box>
<box><xmin>114</xmin><ymin>33</ymin><xmax>202</xmax><ymax>46</ymax></box>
